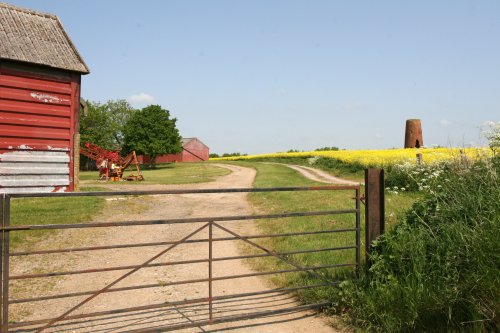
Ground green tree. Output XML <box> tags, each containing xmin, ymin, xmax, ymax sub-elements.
<box><xmin>122</xmin><ymin>105</ymin><xmax>182</xmax><ymax>166</ymax></box>
<box><xmin>105</xmin><ymin>99</ymin><xmax>136</xmax><ymax>147</ymax></box>
<box><xmin>79</xmin><ymin>99</ymin><xmax>136</xmax><ymax>149</ymax></box>
<box><xmin>79</xmin><ymin>100</ymin><xmax>115</xmax><ymax>149</ymax></box>
<box><xmin>315</xmin><ymin>146</ymin><xmax>339</xmax><ymax>151</ymax></box>
<box><xmin>79</xmin><ymin>100</ymin><xmax>116</xmax><ymax>170</ymax></box>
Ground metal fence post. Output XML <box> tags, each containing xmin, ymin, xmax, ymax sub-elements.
<box><xmin>2</xmin><ymin>195</ymin><xmax>10</xmax><ymax>333</ymax></box>
<box><xmin>208</xmin><ymin>221</ymin><xmax>213</xmax><ymax>323</ymax></box>
<box><xmin>0</xmin><ymin>194</ymin><xmax>3</xmax><ymax>330</ymax></box>
<box><xmin>355</xmin><ymin>188</ymin><xmax>361</xmax><ymax>275</ymax></box>
<box><xmin>365</xmin><ymin>169</ymin><xmax>385</xmax><ymax>266</ymax></box>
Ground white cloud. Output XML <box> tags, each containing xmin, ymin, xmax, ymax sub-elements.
<box><xmin>439</xmin><ymin>119</ymin><xmax>451</xmax><ymax>127</ymax></box>
<box><xmin>127</xmin><ymin>93</ymin><xmax>156</xmax><ymax>106</ymax></box>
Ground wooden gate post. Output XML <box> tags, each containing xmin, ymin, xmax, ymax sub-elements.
<box><xmin>365</xmin><ymin>168</ymin><xmax>385</xmax><ymax>265</ymax></box>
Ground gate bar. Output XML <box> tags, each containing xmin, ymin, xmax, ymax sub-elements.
<box><xmin>11</xmin><ymin>246</ymin><xmax>356</xmax><ymax>280</ymax></box>
<box><xmin>7</xmin><ymin>185</ymin><xmax>360</xmax><ymax>198</ymax></box>
<box><xmin>123</xmin><ymin>302</ymin><xmax>332</xmax><ymax>333</ymax></box>
<box><xmin>2</xmin><ymin>195</ymin><xmax>9</xmax><ymax>333</ymax></box>
<box><xmin>0</xmin><ymin>209</ymin><xmax>357</xmax><ymax>231</ymax></box>
<box><xmin>10</xmin><ymin>283</ymin><xmax>338</xmax><ymax>329</ymax></box>
<box><xmin>0</xmin><ymin>194</ymin><xmax>3</xmax><ymax>330</ymax></box>
<box><xmin>355</xmin><ymin>188</ymin><xmax>361</xmax><ymax>274</ymax></box>
<box><xmin>11</xmin><ymin>263</ymin><xmax>354</xmax><ymax>306</ymax></box>
<box><xmin>10</xmin><ymin>228</ymin><xmax>357</xmax><ymax>257</ymax></box>
<box><xmin>208</xmin><ymin>221</ymin><xmax>213</xmax><ymax>322</ymax></box>
<box><xmin>5</xmin><ymin>184</ymin><xmax>360</xmax><ymax>332</ymax></box>
<box><xmin>34</xmin><ymin>223</ymin><xmax>209</xmax><ymax>333</ymax></box>
<box><xmin>213</xmin><ymin>222</ymin><xmax>331</xmax><ymax>284</ymax></box>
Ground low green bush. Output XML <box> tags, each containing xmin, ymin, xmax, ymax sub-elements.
<box><xmin>335</xmin><ymin>157</ymin><xmax>500</xmax><ymax>332</ymax></box>
<box><xmin>385</xmin><ymin>161</ymin><xmax>449</xmax><ymax>192</ymax></box>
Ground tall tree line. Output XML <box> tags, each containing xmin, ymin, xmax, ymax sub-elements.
<box><xmin>79</xmin><ymin>100</ymin><xmax>182</xmax><ymax>169</ymax></box>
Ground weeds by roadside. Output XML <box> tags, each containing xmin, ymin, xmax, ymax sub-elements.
<box><xmin>334</xmin><ymin>157</ymin><xmax>500</xmax><ymax>332</ymax></box>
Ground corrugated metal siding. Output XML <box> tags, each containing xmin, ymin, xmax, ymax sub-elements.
<box><xmin>0</xmin><ymin>67</ymin><xmax>77</xmax><ymax>193</ymax></box>
<box><xmin>0</xmin><ymin>150</ymin><xmax>69</xmax><ymax>193</ymax></box>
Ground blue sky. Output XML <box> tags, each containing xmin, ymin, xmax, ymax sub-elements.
<box><xmin>9</xmin><ymin>1</ymin><xmax>500</xmax><ymax>154</ymax></box>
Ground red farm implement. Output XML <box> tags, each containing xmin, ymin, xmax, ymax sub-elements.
<box><xmin>80</xmin><ymin>142</ymin><xmax>144</xmax><ymax>181</ymax></box>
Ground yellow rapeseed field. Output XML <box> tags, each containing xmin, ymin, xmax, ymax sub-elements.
<box><xmin>212</xmin><ymin>147</ymin><xmax>491</xmax><ymax>167</ymax></box>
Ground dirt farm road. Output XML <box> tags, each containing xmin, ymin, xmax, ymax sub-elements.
<box><xmin>12</xmin><ymin>164</ymin><xmax>342</xmax><ymax>333</ymax></box>
<box><xmin>279</xmin><ymin>164</ymin><xmax>361</xmax><ymax>186</ymax></box>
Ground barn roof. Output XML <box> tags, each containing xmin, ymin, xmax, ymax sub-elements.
<box><xmin>0</xmin><ymin>3</ymin><xmax>89</xmax><ymax>74</ymax></box>
<box><xmin>182</xmin><ymin>137</ymin><xmax>209</xmax><ymax>148</ymax></box>
<box><xmin>182</xmin><ymin>138</ymin><xmax>194</xmax><ymax>145</ymax></box>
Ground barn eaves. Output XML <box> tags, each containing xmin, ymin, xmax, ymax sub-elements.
<box><xmin>0</xmin><ymin>2</ymin><xmax>89</xmax><ymax>74</ymax></box>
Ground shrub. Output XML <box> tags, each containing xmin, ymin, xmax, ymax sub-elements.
<box><xmin>315</xmin><ymin>146</ymin><xmax>340</xmax><ymax>151</ymax></box>
<box><xmin>335</xmin><ymin>158</ymin><xmax>500</xmax><ymax>332</ymax></box>
<box><xmin>385</xmin><ymin>161</ymin><xmax>449</xmax><ymax>192</ymax></box>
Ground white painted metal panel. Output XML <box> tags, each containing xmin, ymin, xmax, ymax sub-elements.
<box><xmin>0</xmin><ymin>163</ymin><xmax>69</xmax><ymax>174</ymax></box>
<box><xmin>0</xmin><ymin>150</ymin><xmax>70</xmax><ymax>163</ymax></box>
<box><xmin>0</xmin><ymin>150</ymin><xmax>70</xmax><ymax>193</ymax></box>
<box><xmin>0</xmin><ymin>175</ymin><xmax>69</xmax><ymax>186</ymax></box>
<box><xmin>0</xmin><ymin>186</ymin><xmax>67</xmax><ymax>193</ymax></box>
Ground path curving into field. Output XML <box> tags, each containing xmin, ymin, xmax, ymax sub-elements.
<box><xmin>12</xmin><ymin>164</ymin><xmax>340</xmax><ymax>333</ymax></box>
<box><xmin>281</xmin><ymin>164</ymin><xmax>361</xmax><ymax>185</ymax></box>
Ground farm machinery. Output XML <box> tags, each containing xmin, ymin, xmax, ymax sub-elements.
<box><xmin>80</xmin><ymin>142</ymin><xmax>144</xmax><ymax>181</ymax></box>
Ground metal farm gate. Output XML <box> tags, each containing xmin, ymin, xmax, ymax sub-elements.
<box><xmin>0</xmin><ymin>172</ymin><xmax>384</xmax><ymax>332</ymax></box>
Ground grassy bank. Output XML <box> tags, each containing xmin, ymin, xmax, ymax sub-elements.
<box><xmin>337</xmin><ymin>158</ymin><xmax>500</xmax><ymax>332</ymax></box>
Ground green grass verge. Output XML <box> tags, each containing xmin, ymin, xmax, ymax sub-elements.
<box><xmin>9</xmin><ymin>196</ymin><xmax>105</xmax><ymax>250</ymax></box>
<box><xmin>227</xmin><ymin>161</ymin><xmax>418</xmax><ymax>305</ymax></box>
<box><xmin>80</xmin><ymin>162</ymin><xmax>231</xmax><ymax>185</ymax></box>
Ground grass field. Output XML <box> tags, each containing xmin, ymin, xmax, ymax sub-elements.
<box><xmin>9</xmin><ymin>196</ymin><xmax>104</xmax><ymax>250</ymax></box>
<box><xmin>79</xmin><ymin>162</ymin><xmax>231</xmax><ymax>185</ymax></box>
<box><xmin>226</xmin><ymin>161</ymin><xmax>419</xmax><ymax>304</ymax></box>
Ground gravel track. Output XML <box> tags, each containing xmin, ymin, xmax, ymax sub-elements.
<box><xmin>281</xmin><ymin>164</ymin><xmax>361</xmax><ymax>185</ymax></box>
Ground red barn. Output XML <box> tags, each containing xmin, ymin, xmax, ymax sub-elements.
<box><xmin>142</xmin><ymin>138</ymin><xmax>209</xmax><ymax>164</ymax></box>
<box><xmin>0</xmin><ymin>3</ymin><xmax>89</xmax><ymax>193</ymax></box>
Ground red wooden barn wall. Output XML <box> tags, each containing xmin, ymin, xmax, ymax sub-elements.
<box><xmin>180</xmin><ymin>138</ymin><xmax>209</xmax><ymax>162</ymax></box>
<box><xmin>142</xmin><ymin>138</ymin><xmax>209</xmax><ymax>164</ymax></box>
<box><xmin>0</xmin><ymin>61</ymin><xmax>81</xmax><ymax>193</ymax></box>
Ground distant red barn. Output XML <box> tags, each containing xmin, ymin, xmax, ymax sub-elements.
<box><xmin>141</xmin><ymin>138</ymin><xmax>209</xmax><ymax>164</ymax></box>
<box><xmin>0</xmin><ymin>3</ymin><xmax>89</xmax><ymax>193</ymax></box>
